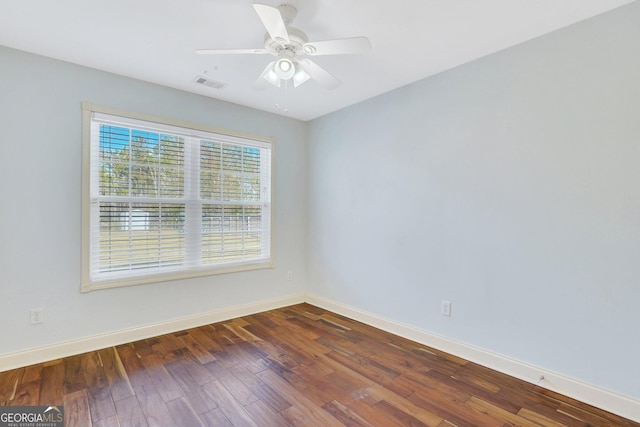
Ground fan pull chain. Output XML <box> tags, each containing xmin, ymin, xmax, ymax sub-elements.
<box><xmin>275</xmin><ymin>80</ymin><xmax>289</xmax><ymax>113</ymax></box>
<box><xmin>284</xmin><ymin>79</ymin><xmax>289</xmax><ymax>113</ymax></box>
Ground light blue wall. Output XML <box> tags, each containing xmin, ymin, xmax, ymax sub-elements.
<box><xmin>0</xmin><ymin>45</ymin><xmax>308</xmax><ymax>354</ymax></box>
<box><xmin>308</xmin><ymin>2</ymin><xmax>640</xmax><ymax>398</ymax></box>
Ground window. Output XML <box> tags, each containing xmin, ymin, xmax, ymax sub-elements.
<box><xmin>81</xmin><ymin>104</ymin><xmax>273</xmax><ymax>291</ymax></box>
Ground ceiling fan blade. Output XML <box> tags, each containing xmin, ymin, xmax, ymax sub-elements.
<box><xmin>299</xmin><ymin>59</ymin><xmax>341</xmax><ymax>90</ymax></box>
<box><xmin>196</xmin><ymin>48</ymin><xmax>268</xmax><ymax>55</ymax></box>
<box><xmin>253</xmin><ymin>3</ymin><xmax>290</xmax><ymax>45</ymax></box>
<box><xmin>303</xmin><ymin>37</ymin><xmax>371</xmax><ymax>56</ymax></box>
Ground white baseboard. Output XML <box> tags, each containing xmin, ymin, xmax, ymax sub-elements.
<box><xmin>0</xmin><ymin>293</ymin><xmax>305</xmax><ymax>373</ymax></box>
<box><xmin>305</xmin><ymin>293</ymin><xmax>640</xmax><ymax>423</ymax></box>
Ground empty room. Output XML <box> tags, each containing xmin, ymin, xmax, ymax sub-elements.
<box><xmin>1</xmin><ymin>0</ymin><xmax>639</xmax><ymax>425</ymax></box>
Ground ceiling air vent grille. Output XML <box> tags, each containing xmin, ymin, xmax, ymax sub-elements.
<box><xmin>193</xmin><ymin>75</ymin><xmax>227</xmax><ymax>90</ymax></box>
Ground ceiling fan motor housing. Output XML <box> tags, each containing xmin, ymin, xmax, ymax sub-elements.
<box><xmin>264</xmin><ymin>26</ymin><xmax>309</xmax><ymax>55</ymax></box>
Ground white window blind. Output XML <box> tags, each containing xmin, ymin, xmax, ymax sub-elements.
<box><xmin>82</xmin><ymin>107</ymin><xmax>272</xmax><ymax>290</ymax></box>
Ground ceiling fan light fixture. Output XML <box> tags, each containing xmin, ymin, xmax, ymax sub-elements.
<box><xmin>260</xmin><ymin>62</ymin><xmax>281</xmax><ymax>88</ymax></box>
<box><xmin>274</xmin><ymin>57</ymin><xmax>295</xmax><ymax>80</ymax></box>
<box><xmin>293</xmin><ymin>64</ymin><xmax>310</xmax><ymax>87</ymax></box>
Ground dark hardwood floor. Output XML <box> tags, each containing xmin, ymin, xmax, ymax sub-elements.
<box><xmin>0</xmin><ymin>303</ymin><xmax>637</xmax><ymax>426</ymax></box>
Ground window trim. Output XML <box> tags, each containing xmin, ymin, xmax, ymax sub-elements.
<box><xmin>81</xmin><ymin>102</ymin><xmax>275</xmax><ymax>292</ymax></box>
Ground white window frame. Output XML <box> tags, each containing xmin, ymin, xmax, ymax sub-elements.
<box><xmin>81</xmin><ymin>103</ymin><xmax>274</xmax><ymax>292</ymax></box>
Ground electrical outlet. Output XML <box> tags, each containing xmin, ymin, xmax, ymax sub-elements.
<box><xmin>440</xmin><ymin>300</ymin><xmax>451</xmax><ymax>317</ymax></box>
<box><xmin>287</xmin><ymin>271</ymin><xmax>293</xmax><ymax>281</ymax></box>
<box><xmin>30</xmin><ymin>308</ymin><xmax>43</xmax><ymax>325</ymax></box>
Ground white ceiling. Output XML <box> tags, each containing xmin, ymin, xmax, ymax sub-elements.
<box><xmin>0</xmin><ymin>0</ymin><xmax>635</xmax><ymax>121</ymax></box>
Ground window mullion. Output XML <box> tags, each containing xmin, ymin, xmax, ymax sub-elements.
<box><xmin>128</xmin><ymin>128</ymin><xmax>133</xmax><ymax>271</ymax></box>
<box><xmin>184</xmin><ymin>137</ymin><xmax>201</xmax><ymax>267</ymax></box>
<box><xmin>260</xmin><ymin>148</ymin><xmax>271</xmax><ymax>258</ymax></box>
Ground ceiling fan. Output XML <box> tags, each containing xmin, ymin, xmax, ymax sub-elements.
<box><xmin>196</xmin><ymin>3</ymin><xmax>371</xmax><ymax>90</ymax></box>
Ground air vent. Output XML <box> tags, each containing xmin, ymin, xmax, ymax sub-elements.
<box><xmin>193</xmin><ymin>75</ymin><xmax>227</xmax><ymax>90</ymax></box>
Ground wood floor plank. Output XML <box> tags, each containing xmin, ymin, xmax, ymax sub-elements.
<box><xmin>21</xmin><ymin>364</ymin><xmax>42</xmax><ymax>383</ymax></box>
<box><xmin>39</xmin><ymin>362</ymin><xmax>64</xmax><ymax>406</ymax></box>
<box><xmin>202</xmin><ymin>380</ymin><xmax>261</xmax><ymax>427</ymax></box>
<box><xmin>151</xmin><ymin>333</ymin><xmax>186</xmax><ymax>363</ymax></box>
<box><xmin>257</xmin><ymin>368</ymin><xmax>344</xmax><ymax>426</ymax></box>
<box><xmin>0</xmin><ymin>368</ymin><xmax>22</xmax><ymax>405</ymax></box>
<box><xmin>249</xmin><ymin>382</ymin><xmax>292</xmax><ymax>413</ymax></box>
<box><xmin>407</xmin><ymin>387</ymin><xmax>504</xmax><ymax>427</ymax></box>
<box><xmin>371</xmin><ymin>399</ymin><xmax>431</xmax><ymax>427</ymax></box>
<box><xmin>134</xmin><ymin>383</ymin><xmax>178</xmax><ymax>427</ymax></box>
<box><xmin>172</xmin><ymin>350</ymin><xmax>216</xmax><ymax>386</ymax></box>
<box><xmin>466</xmin><ymin>396</ymin><xmax>540</xmax><ymax>427</ymax></box>
<box><xmin>313</xmin><ymin>351</ymin><xmax>376</xmax><ymax>393</ymax></box>
<box><xmin>92</xmin><ymin>415</ymin><xmax>120</xmax><ymax>427</ymax></box>
<box><xmin>0</xmin><ymin>303</ymin><xmax>638</xmax><ymax>427</ymax></box>
<box><xmin>178</xmin><ymin>332</ymin><xmax>217</xmax><ymax>365</ymax></box>
<box><xmin>542</xmin><ymin>387</ymin><xmax>640</xmax><ymax>427</ymax></box>
<box><xmin>322</xmin><ymin>399</ymin><xmax>375</xmax><ymax>427</ymax></box>
<box><xmin>220</xmin><ymin>341</ymin><xmax>268</xmax><ymax>374</ymax></box>
<box><xmin>250</xmin><ymin>337</ymin><xmax>302</xmax><ymax>370</ymax></box>
<box><xmin>518</xmin><ymin>407</ymin><xmax>568</xmax><ymax>427</ymax></box>
<box><xmin>290</xmin><ymin>363</ymin><xmax>351</xmax><ymax>406</ymax></box>
<box><xmin>198</xmin><ymin>407</ymin><xmax>233</xmax><ymax>427</ymax></box>
<box><xmin>63</xmin><ymin>355</ymin><xmax>86</xmax><ymax>395</ymax></box>
<box><xmin>287</xmin><ymin>314</ymin><xmax>357</xmax><ymax>344</ymax></box>
<box><xmin>223</xmin><ymin>320</ymin><xmax>263</xmax><ymax>342</ymax></box>
<box><xmin>98</xmin><ymin>347</ymin><xmax>135</xmax><ymax>402</ymax></box>
<box><xmin>256</xmin><ymin>311</ymin><xmax>332</xmax><ymax>352</ymax></box>
<box><xmin>260</xmin><ymin>358</ymin><xmax>334</xmax><ymax>408</ymax></box>
<box><xmin>130</xmin><ymin>338</ymin><xmax>155</xmax><ymax>359</ymax></box>
<box><xmin>165</xmin><ymin>396</ymin><xmax>205</xmax><ymax>427</ymax></box>
<box><xmin>245</xmin><ymin>321</ymin><xmax>318</xmax><ymax>366</ymax></box>
<box><xmin>341</xmin><ymin>398</ymin><xmax>415</xmax><ymax>427</ymax></box>
<box><xmin>493</xmin><ymin>384</ymin><xmax>580</xmax><ymax>425</ymax></box>
<box><xmin>84</xmin><ymin>379</ymin><xmax>117</xmax><ymax>423</ymax></box>
<box><xmin>204</xmin><ymin>360</ymin><xmax>259</xmax><ymax>406</ymax></box>
<box><xmin>244</xmin><ymin>398</ymin><xmax>292</xmax><ymax>427</ymax></box>
<box><xmin>249</xmin><ymin>312</ymin><xmax>282</xmax><ymax>329</ymax></box>
<box><xmin>301</xmin><ymin>357</ymin><xmax>337</xmax><ymax>377</ymax></box>
<box><xmin>268</xmin><ymin>323</ymin><xmax>334</xmax><ymax>359</ymax></box>
<box><xmin>212</xmin><ymin>323</ymin><xmax>246</xmax><ymax>348</ymax></box>
<box><xmin>139</xmin><ymin>353</ymin><xmax>184</xmax><ymax>403</ymax></box>
<box><xmin>189</xmin><ymin>325</ymin><xmax>238</xmax><ymax>368</ymax></box>
<box><xmin>426</xmin><ymin>368</ymin><xmax>521</xmax><ymax>414</ymax></box>
<box><xmin>557</xmin><ymin>401</ymin><xmax>636</xmax><ymax>426</ymax></box>
<box><xmin>262</xmin><ymin>311</ymin><xmax>321</xmax><ymax>340</ymax></box>
<box><xmin>63</xmin><ymin>389</ymin><xmax>92</xmax><ymax>427</ymax></box>
<box><xmin>325</xmin><ymin>350</ymin><xmax>401</xmax><ymax>387</ymax></box>
<box><xmin>449</xmin><ymin>368</ymin><xmax>502</xmax><ymax>393</ymax></box>
<box><xmin>114</xmin><ymin>394</ymin><xmax>149</xmax><ymax>427</ymax></box>
<box><xmin>164</xmin><ymin>360</ymin><xmax>218</xmax><ymax>414</ymax></box>
<box><xmin>280</xmin><ymin>404</ymin><xmax>316</xmax><ymax>427</ymax></box>
<box><xmin>11</xmin><ymin>380</ymin><xmax>40</xmax><ymax>406</ymax></box>
<box><xmin>467</xmin><ymin>361</ymin><xmax>535</xmax><ymax>394</ymax></box>
<box><xmin>229</xmin><ymin>362</ymin><xmax>266</xmax><ymax>390</ymax></box>
<box><xmin>314</xmin><ymin>336</ymin><xmax>359</xmax><ymax>357</ymax></box>
<box><xmin>81</xmin><ymin>351</ymin><xmax>117</xmax><ymax>423</ymax></box>
<box><xmin>366</xmin><ymin>384</ymin><xmax>443</xmax><ymax>426</ymax></box>
<box><xmin>184</xmin><ymin>326</ymin><xmax>223</xmax><ymax>355</ymax></box>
